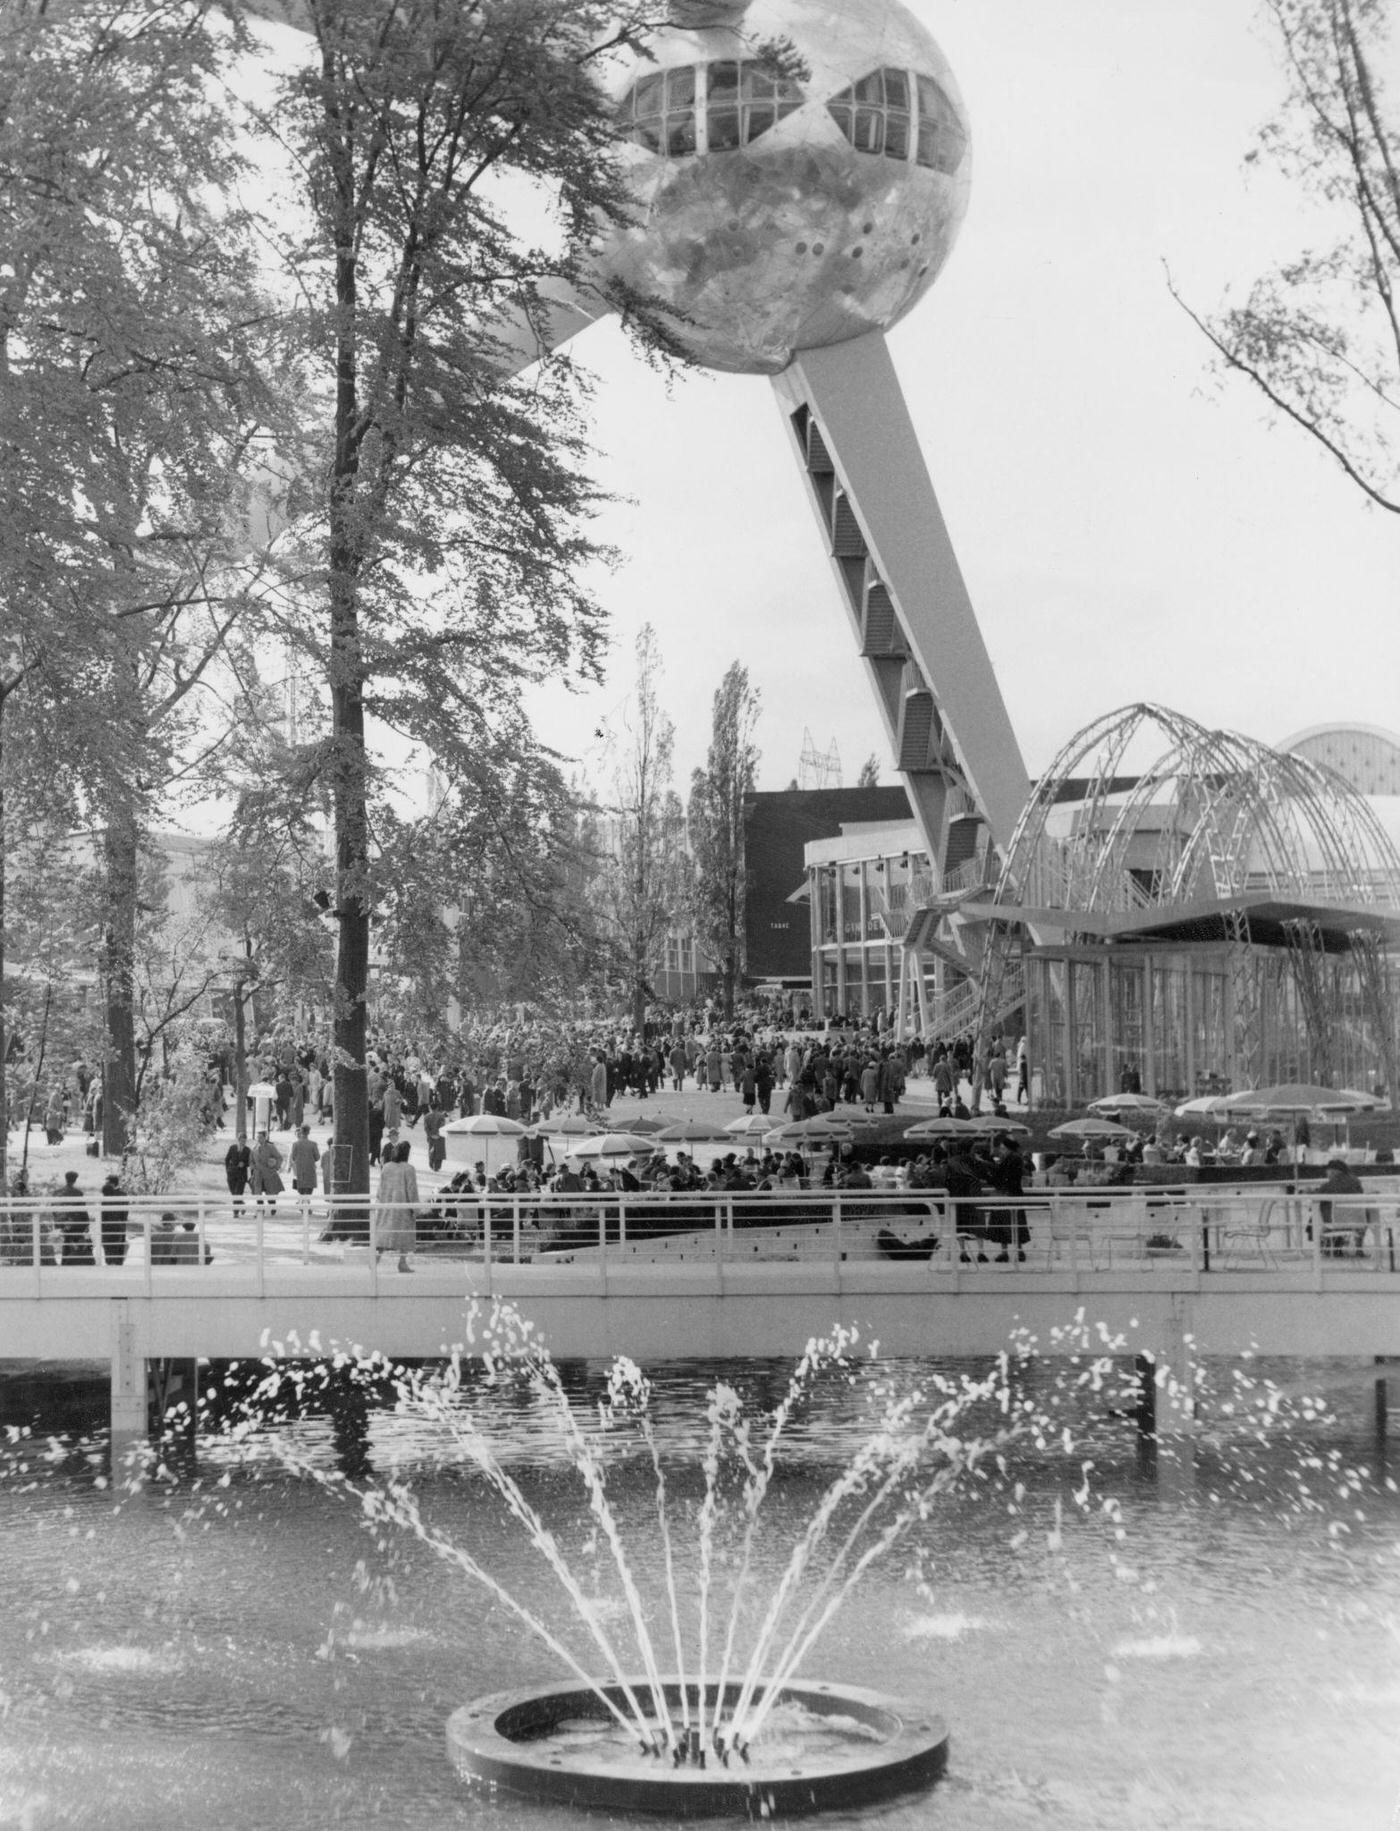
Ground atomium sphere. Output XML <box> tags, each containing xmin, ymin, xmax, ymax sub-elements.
<box><xmin>595</xmin><ymin>0</ymin><xmax>971</xmax><ymax>375</ymax></box>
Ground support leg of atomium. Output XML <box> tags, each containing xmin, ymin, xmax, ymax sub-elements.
<box><xmin>771</xmin><ymin>331</ymin><xmax>1029</xmax><ymax>881</ymax></box>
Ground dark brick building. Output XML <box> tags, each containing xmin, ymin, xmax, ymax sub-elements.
<box><xmin>744</xmin><ymin>786</ymin><xmax>911</xmax><ymax>984</ymax></box>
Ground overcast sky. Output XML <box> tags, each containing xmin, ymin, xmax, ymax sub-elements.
<box><xmin>526</xmin><ymin>0</ymin><xmax>1400</xmax><ymax>799</ymax></box>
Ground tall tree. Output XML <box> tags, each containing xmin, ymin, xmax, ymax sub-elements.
<box><xmin>1172</xmin><ymin>0</ymin><xmax>1400</xmax><ymax>511</ymax></box>
<box><xmin>596</xmin><ymin>625</ymin><xmax>687</xmax><ymax>1034</ymax></box>
<box><xmin>688</xmin><ymin>663</ymin><xmax>761</xmax><ymax>1019</ymax></box>
<box><xmin>251</xmin><ymin>0</ymin><xmax>678</xmax><ymax>1191</ymax></box>
<box><xmin>0</xmin><ymin>0</ymin><xmax>283</xmax><ymax>1157</ymax></box>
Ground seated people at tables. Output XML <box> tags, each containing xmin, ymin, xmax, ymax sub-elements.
<box><xmin>1043</xmin><ymin>1154</ymin><xmax>1076</xmax><ymax>1187</ymax></box>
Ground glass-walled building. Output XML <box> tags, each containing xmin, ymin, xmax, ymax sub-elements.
<box><xmin>802</xmin><ymin>712</ymin><xmax>1400</xmax><ymax>1104</ymax></box>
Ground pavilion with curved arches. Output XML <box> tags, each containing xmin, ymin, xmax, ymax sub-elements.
<box><xmin>966</xmin><ymin>705</ymin><xmax>1400</xmax><ymax>1107</ymax></box>
<box><xmin>806</xmin><ymin>707</ymin><xmax>1400</xmax><ymax>1109</ymax></box>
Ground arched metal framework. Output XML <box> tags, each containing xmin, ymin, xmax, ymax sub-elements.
<box><xmin>976</xmin><ymin>705</ymin><xmax>1400</xmax><ymax>1097</ymax></box>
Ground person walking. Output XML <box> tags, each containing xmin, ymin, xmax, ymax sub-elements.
<box><xmin>249</xmin><ymin>1132</ymin><xmax>284</xmax><ymax>1216</ymax></box>
<box><xmin>99</xmin><ymin>1173</ymin><xmax>129</xmax><ymax>1266</ymax></box>
<box><xmin>373</xmin><ymin>1139</ymin><xmax>418</xmax><ymax>1273</ymax></box>
<box><xmin>423</xmin><ymin>1103</ymin><xmax>447</xmax><ymax>1173</ymax></box>
<box><xmin>55</xmin><ymin>1171</ymin><xmax>94</xmax><ymax>1265</ymax></box>
<box><xmin>225</xmin><ymin>1137</ymin><xmax>252</xmax><ymax>1216</ymax></box>
<box><xmin>289</xmin><ymin>1125</ymin><xmax>321</xmax><ymax>1225</ymax></box>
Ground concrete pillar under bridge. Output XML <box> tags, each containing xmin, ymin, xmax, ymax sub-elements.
<box><xmin>1131</xmin><ymin>1302</ymin><xmax>1199</xmax><ymax>1497</ymax></box>
<box><xmin>110</xmin><ymin>1301</ymin><xmax>199</xmax><ymax>1464</ymax></box>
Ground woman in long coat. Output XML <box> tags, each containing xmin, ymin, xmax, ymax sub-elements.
<box><xmin>373</xmin><ymin>1139</ymin><xmax>419</xmax><ymax>1272</ymax></box>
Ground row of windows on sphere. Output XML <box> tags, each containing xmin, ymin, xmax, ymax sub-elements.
<box><xmin>618</xmin><ymin>61</ymin><xmax>964</xmax><ymax>173</ymax></box>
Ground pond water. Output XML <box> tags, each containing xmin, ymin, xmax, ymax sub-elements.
<box><xmin>1</xmin><ymin>1347</ymin><xmax>1397</xmax><ymax>1831</ymax></box>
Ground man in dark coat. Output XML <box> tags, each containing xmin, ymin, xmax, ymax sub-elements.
<box><xmin>985</xmin><ymin>1136</ymin><xmax>1030</xmax><ymax>1262</ymax></box>
<box><xmin>55</xmin><ymin>1171</ymin><xmax>94</xmax><ymax>1264</ymax></box>
<box><xmin>100</xmin><ymin>1173</ymin><xmax>130</xmax><ymax>1266</ymax></box>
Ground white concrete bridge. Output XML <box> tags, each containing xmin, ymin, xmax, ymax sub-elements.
<box><xmin>3</xmin><ymin>1186</ymin><xmax>1397</xmax><ymax>1442</ymax></box>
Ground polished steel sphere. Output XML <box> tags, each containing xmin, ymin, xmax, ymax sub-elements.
<box><xmin>596</xmin><ymin>0</ymin><xmax>971</xmax><ymax>374</ymax></box>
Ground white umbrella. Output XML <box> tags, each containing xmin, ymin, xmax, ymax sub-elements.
<box><xmin>1047</xmin><ymin>1117</ymin><xmax>1137</xmax><ymax>1141</ymax></box>
<box><xmin>1087</xmin><ymin>1093</ymin><xmax>1169</xmax><ymax>1118</ymax></box>
<box><xmin>654</xmin><ymin>1119</ymin><xmax>733</xmax><ymax>1144</ymax></box>
<box><xmin>904</xmin><ymin>1116</ymin><xmax>981</xmax><ymax>1139</ymax></box>
<box><xmin>1223</xmin><ymin>1083</ymin><xmax>1378</xmax><ymax>1118</ymax></box>
<box><xmin>570</xmin><ymin>1133</ymin><xmax>656</xmax><ymax>1159</ymax></box>
<box><xmin>444</xmin><ymin>1113</ymin><xmax>528</xmax><ymax>1136</ymax></box>
<box><xmin>725</xmin><ymin>1114</ymin><xmax>781</xmax><ymax>1137</ymax></box>
<box><xmin>763</xmin><ymin>1116</ymin><xmax>854</xmax><ymax>1148</ymax></box>
<box><xmin>1173</xmin><ymin>1095</ymin><xmax>1234</xmax><ymax>1120</ymax></box>
<box><xmin>531</xmin><ymin>1114</ymin><xmax>602</xmax><ymax>1136</ymax></box>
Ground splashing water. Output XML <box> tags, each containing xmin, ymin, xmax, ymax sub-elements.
<box><xmin>204</xmin><ymin>1300</ymin><xmax>1136</xmax><ymax>1770</ymax></box>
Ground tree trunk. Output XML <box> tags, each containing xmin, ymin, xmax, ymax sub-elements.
<box><xmin>232</xmin><ymin>967</ymin><xmax>250</xmax><ymax>1143</ymax></box>
<box><xmin>0</xmin><ymin>698</ymin><xmax>7</xmax><ymax>1190</ymax></box>
<box><xmin>21</xmin><ymin>980</ymin><xmax>51</xmax><ymax>1181</ymax></box>
<box><xmin>325</xmin><ymin>143</ymin><xmax>370</xmax><ymax>1199</ymax></box>
<box><xmin>101</xmin><ymin>807</ymin><xmax>139</xmax><ymax>1157</ymax></box>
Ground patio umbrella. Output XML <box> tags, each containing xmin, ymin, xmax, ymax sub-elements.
<box><xmin>444</xmin><ymin>1113</ymin><xmax>527</xmax><ymax>1136</ymax></box>
<box><xmin>620</xmin><ymin>1116</ymin><xmax>668</xmax><ymax>1135</ymax></box>
<box><xmin>1087</xmin><ymin>1093</ymin><xmax>1169</xmax><ymax>1119</ymax></box>
<box><xmin>569</xmin><ymin>1132</ymin><xmax>657</xmax><ymax>1159</ymax></box>
<box><xmin>1173</xmin><ymin>1095</ymin><xmax>1234</xmax><ymax>1120</ymax></box>
<box><xmin>763</xmin><ymin>1117</ymin><xmax>854</xmax><ymax>1148</ymax></box>
<box><xmin>654</xmin><ymin>1120</ymin><xmax>733</xmax><ymax>1144</ymax></box>
<box><xmin>1047</xmin><ymin>1117</ymin><xmax>1137</xmax><ymax>1141</ymax></box>
<box><xmin>903</xmin><ymin>1116</ymin><xmax>981</xmax><ymax>1139</ymax></box>
<box><xmin>967</xmin><ymin>1113</ymin><xmax>1032</xmax><ymax>1137</ymax></box>
<box><xmin>1222</xmin><ymin>1083</ymin><xmax>1379</xmax><ymax>1118</ymax></box>
<box><xmin>725</xmin><ymin>1114</ymin><xmax>781</xmax><ymax>1137</ymax></box>
<box><xmin>531</xmin><ymin>1114</ymin><xmax>602</xmax><ymax>1137</ymax></box>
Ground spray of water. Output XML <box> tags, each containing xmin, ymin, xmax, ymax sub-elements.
<box><xmin>163</xmin><ymin>1308</ymin><xmax>1396</xmax><ymax>1771</ymax></box>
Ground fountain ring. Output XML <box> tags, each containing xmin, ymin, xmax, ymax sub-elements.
<box><xmin>447</xmin><ymin>1677</ymin><xmax>949</xmax><ymax>1817</ymax></box>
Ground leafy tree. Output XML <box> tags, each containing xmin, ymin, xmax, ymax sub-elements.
<box><xmin>0</xmin><ymin>0</ymin><xmax>285</xmax><ymax>1157</ymax></box>
<box><xmin>688</xmin><ymin>663</ymin><xmax>761</xmax><ymax>1019</ymax></box>
<box><xmin>2</xmin><ymin>816</ymin><xmax>104</xmax><ymax>1179</ymax></box>
<box><xmin>246</xmin><ymin>0</ymin><xmax>681</xmax><ymax>1190</ymax></box>
<box><xmin>594</xmin><ymin>625</ymin><xmax>688</xmax><ymax>1033</ymax></box>
<box><xmin>1172</xmin><ymin>0</ymin><xmax>1400</xmax><ymax>511</ymax></box>
<box><xmin>375</xmin><ymin>766</ymin><xmax>605</xmax><ymax>1041</ymax></box>
<box><xmin>856</xmin><ymin>753</ymin><xmax>881</xmax><ymax>788</ymax></box>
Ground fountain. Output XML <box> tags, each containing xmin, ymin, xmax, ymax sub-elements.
<box><xmin>2</xmin><ymin>1330</ymin><xmax>1398</xmax><ymax>1827</ymax></box>
<box><xmin>230</xmin><ymin>1303</ymin><xmax>1105</xmax><ymax>1816</ymax></box>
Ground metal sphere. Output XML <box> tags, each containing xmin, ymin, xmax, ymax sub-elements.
<box><xmin>597</xmin><ymin>0</ymin><xmax>971</xmax><ymax>375</ymax></box>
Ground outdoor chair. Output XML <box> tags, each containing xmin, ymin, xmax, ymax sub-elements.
<box><xmin>1042</xmin><ymin>1199</ymin><xmax>1104</xmax><ymax>1270</ymax></box>
<box><xmin>1218</xmin><ymin>1196</ymin><xmax>1280</xmax><ymax>1269</ymax></box>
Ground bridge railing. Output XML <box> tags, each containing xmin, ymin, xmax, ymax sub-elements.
<box><xmin>1</xmin><ymin>1184</ymin><xmax>1398</xmax><ymax>1288</ymax></box>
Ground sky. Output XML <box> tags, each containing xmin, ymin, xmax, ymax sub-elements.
<box><xmin>526</xmin><ymin>0</ymin><xmax>1400</xmax><ymax>798</ymax></box>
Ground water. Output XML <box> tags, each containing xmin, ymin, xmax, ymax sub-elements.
<box><xmin>1</xmin><ymin>1348</ymin><xmax>1399</xmax><ymax>1830</ymax></box>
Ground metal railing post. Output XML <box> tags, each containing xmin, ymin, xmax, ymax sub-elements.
<box><xmin>832</xmin><ymin>1192</ymin><xmax>842</xmax><ymax>1267</ymax></box>
<box><xmin>255</xmin><ymin>1201</ymin><xmax>266</xmax><ymax>1297</ymax></box>
<box><xmin>512</xmin><ymin>1198</ymin><xmax>521</xmax><ymax>1265</ymax></box>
